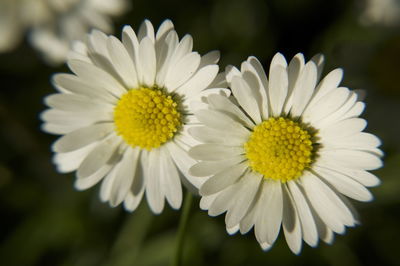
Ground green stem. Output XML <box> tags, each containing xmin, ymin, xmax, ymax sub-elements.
<box><xmin>171</xmin><ymin>191</ymin><xmax>193</xmax><ymax>266</ymax></box>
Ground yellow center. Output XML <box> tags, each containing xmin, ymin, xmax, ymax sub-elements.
<box><xmin>244</xmin><ymin>117</ymin><xmax>315</xmax><ymax>182</ymax></box>
<box><xmin>114</xmin><ymin>87</ymin><xmax>181</xmax><ymax>150</ymax></box>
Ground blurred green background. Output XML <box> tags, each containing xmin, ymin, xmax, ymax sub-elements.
<box><xmin>0</xmin><ymin>0</ymin><xmax>399</xmax><ymax>265</ymax></box>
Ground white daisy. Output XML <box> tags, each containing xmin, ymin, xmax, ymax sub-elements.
<box><xmin>0</xmin><ymin>0</ymin><xmax>128</xmax><ymax>64</ymax></box>
<box><xmin>41</xmin><ymin>19</ymin><xmax>228</xmax><ymax>214</ymax></box>
<box><xmin>188</xmin><ymin>53</ymin><xmax>383</xmax><ymax>254</ymax></box>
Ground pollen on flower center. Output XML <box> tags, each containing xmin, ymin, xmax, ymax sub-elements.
<box><xmin>114</xmin><ymin>87</ymin><xmax>182</xmax><ymax>150</ymax></box>
<box><xmin>244</xmin><ymin>117</ymin><xmax>315</xmax><ymax>182</ymax></box>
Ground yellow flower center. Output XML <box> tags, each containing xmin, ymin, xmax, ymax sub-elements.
<box><xmin>244</xmin><ymin>117</ymin><xmax>315</xmax><ymax>182</ymax></box>
<box><xmin>114</xmin><ymin>87</ymin><xmax>182</xmax><ymax>150</ymax></box>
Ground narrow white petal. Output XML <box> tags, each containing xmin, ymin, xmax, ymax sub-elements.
<box><xmin>199</xmin><ymin>50</ymin><xmax>220</xmax><ymax>68</ymax></box>
<box><xmin>241</xmin><ymin>60</ymin><xmax>269</xmax><ymax>120</ymax></box>
<box><xmin>107</xmin><ymin>36</ymin><xmax>138</xmax><ymax>88</ymax></box>
<box><xmin>200</xmin><ymin>192</ymin><xmax>220</xmax><ymax>210</ymax></box>
<box><xmin>247</xmin><ymin>56</ymin><xmax>269</xmax><ymax>118</ymax></box>
<box><xmin>268</xmin><ymin>65</ymin><xmax>288</xmax><ymax>116</ymax></box>
<box><xmin>189</xmin><ymin>155</ymin><xmax>245</xmax><ymax>177</ymax></box>
<box><xmin>138</xmin><ymin>37</ymin><xmax>156</xmax><ymax>86</ymax></box>
<box><xmin>53</xmin><ymin>142</ymin><xmax>97</xmax><ymax>173</ymax></box>
<box><xmin>309</xmin><ymin>68</ymin><xmax>343</xmax><ymax>106</ymax></box>
<box><xmin>68</xmin><ymin>59</ymin><xmax>126</xmax><ymax>98</ymax></box>
<box><xmin>194</xmin><ymin>109</ymin><xmax>250</xmax><ymax>137</ymax></box>
<box><xmin>200</xmin><ymin>162</ymin><xmax>248</xmax><ymax>195</ymax></box>
<box><xmin>189</xmin><ymin>144</ymin><xmax>244</xmax><ymax>161</ymax></box>
<box><xmin>165</xmin><ymin>52</ymin><xmax>201</xmax><ymax>90</ymax></box>
<box><xmin>138</xmin><ymin>19</ymin><xmax>155</xmax><ymax>42</ymax></box>
<box><xmin>319</xmin><ymin>149</ymin><xmax>382</xmax><ymax>170</ymax></box>
<box><xmin>231</xmin><ymin>76</ymin><xmax>262</xmax><ymax>124</ymax></box>
<box><xmin>166</xmin><ymin>141</ymin><xmax>203</xmax><ymax>189</ymax></box>
<box><xmin>156</xmin><ymin>19</ymin><xmax>174</xmax><ymax>40</ymax></box>
<box><xmin>53</xmin><ymin>123</ymin><xmax>114</xmax><ymax>153</ymax></box>
<box><xmin>109</xmin><ymin>148</ymin><xmax>140</xmax><ymax>206</ymax></box>
<box><xmin>225</xmin><ymin>65</ymin><xmax>241</xmax><ymax>83</ymax></box>
<box><xmin>45</xmin><ymin>93</ymin><xmax>112</xmax><ymax>112</ymax></box>
<box><xmin>225</xmin><ymin>171</ymin><xmax>262</xmax><ymax>228</ymax></box>
<box><xmin>301</xmin><ymin>172</ymin><xmax>354</xmax><ymax>233</ymax></box>
<box><xmin>319</xmin><ymin>118</ymin><xmax>367</xmax><ymax>138</ymax></box>
<box><xmin>207</xmin><ymin>94</ymin><xmax>255</xmax><ymax>128</ymax></box>
<box><xmin>287</xmin><ymin>181</ymin><xmax>318</xmax><ymax>247</ymax></box>
<box><xmin>75</xmin><ymin>164</ymin><xmax>111</xmax><ymax>191</ymax></box>
<box><xmin>290</xmin><ymin>61</ymin><xmax>318</xmax><ymax>117</ymax></box>
<box><xmin>77</xmin><ymin>136</ymin><xmax>121</xmax><ymax>178</ymax></box>
<box><xmin>188</xmin><ymin>126</ymin><xmax>247</xmax><ymax>147</ymax></box>
<box><xmin>208</xmin><ymin>185</ymin><xmax>237</xmax><ymax>216</ymax></box>
<box><xmin>283</xmin><ymin>53</ymin><xmax>305</xmax><ymax>114</ymax></box>
<box><xmin>146</xmin><ymin>149</ymin><xmax>165</xmax><ymax>214</ymax></box>
<box><xmin>314</xmin><ymin>166</ymin><xmax>373</xmax><ymax>202</ymax></box>
<box><xmin>52</xmin><ymin>73</ymin><xmax>116</xmax><ymax>104</ymax></box>
<box><xmin>177</xmin><ymin>65</ymin><xmax>219</xmax><ymax>97</ymax></box>
<box><xmin>160</xmin><ymin>147</ymin><xmax>182</xmax><ymax>209</ymax></box>
<box><xmin>310</xmin><ymin>53</ymin><xmax>325</xmax><ymax>81</ymax></box>
<box><xmin>282</xmin><ymin>184</ymin><xmax>302</xmax><ymax>254</ymax></box>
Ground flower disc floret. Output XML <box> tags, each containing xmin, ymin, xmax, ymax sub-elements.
<box><xmin>244</xmin><ymin>117</ymin><xmax>314</xmax><ymax>182</ymax></box>
<box><xmin>114</xmin><ymin>87</ymin><xmax>181</xmax><ymax>150</ymax></box>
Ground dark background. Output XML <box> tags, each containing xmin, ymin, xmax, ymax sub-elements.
<box><xmin>0</xmin><ymin>0</ymin><xmax>399</xmax><ymax>265</ymax></box>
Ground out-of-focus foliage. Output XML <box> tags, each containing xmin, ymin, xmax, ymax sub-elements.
<box><xmin>0</xmin><ymin>0</ymin><xmax>399</xmax><ymax>265</ymax></box>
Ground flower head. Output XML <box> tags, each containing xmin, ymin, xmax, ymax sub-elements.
<box><xmin>41</xmin><ymin>19</ymin><xmax>227</xmax><ymax>213</ymax></box>
<box><xmin>189</xmin><ymin>53</ymin><xmax>383</xmax><ymax>254</ymax></box>
<box><xmin>0</xmin><ymin>0</ymin><xmax>129</xmax><ymax>64</ymax></box>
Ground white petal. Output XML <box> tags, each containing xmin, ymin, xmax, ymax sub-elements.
<box><xmin>303</xmin><ymin>87</ymin><xmax>350</xmax><ymax>124</ymax></box>
<box><xmin>145</xmin><ymin>149</ymin><xmax>165</xmax><ymax>214</ymax></box>
<box><xmin>77</xmin><ymin>136</ymin><xmax>121</xmax><ymax>178</ymax></box>
<box><xmin>283</xmin><ymin>53</ymin><xmax>305</xmax><ymax>114</ymax></box>
<box><xmin>290</xmin><ymin>61</ymin><xmax>318</xmax><ymax>117</ymax></box>
<box><xmin>194</xmin><ymin>109</ymin><xmax>250</xmax><ymax>137</ymax></box>
<box><xmin>138</xmin><ymin>19</ymin><xmax>155</xmax><ymax>42</ymax></box>
<box><xmin>319</xmin><ymin>149</ymin><xmax>382</xmax><ymax>170</ymax></box>
<box><xmin>189</xmin><ymin>155</ymin><xmax>245</xmax><ymax>177</ymax></box>
<box><xmin>53</xmin><ymin>142</ymin><xmax>97</xmax><ymax>173</ymax></box>
<box><xmin>199</xmin><ymin>162</ymin><xmax>248</xmax><ymax>195</ymax></box>
<box><xmin>282</xmin><ymin>184</ymin><xmax>302</xmax><ymax>254</ymax></box>
<box><xmin>156</xmin><ymin>19</ymin><xmax>174</xmax><ymax>40</ymax></box>
<box><xmin>309</xmin><ymin>68</ymin><xmax>343</xmax><ymax>106</ymax></box>
<box><xmin>107</xmin><ymin>36</ymin><xmax>138</xmax><ymax>88</ymax></box>
<box><xmin>231</xmin><ymin>76</ymin><xmax>262</xmax><ymax>124</ymax></box>
<box><xmin>68</xmin><ymin>59</ymin><xmax>126</xmax><ymax>98</ymax></box>
<box><xmin>122</xmin><ymin>25</ymin><xmax>140</xmax><ymax>78</ymax></box>
<box><xmin>52</xmin><ymin>123</ymin><xmax>114</xmax><ymax>153</ymax></box>
<box><xmin>268</xmin><ymin>65</ymin><xmax>288</xmax><ymax>116</ymax></box>
<box><xmin>155</xmin><ymin>31</ymin><xmax>178</xmax><ymax>87</ymax></box>
<box><xmin>52</xmin><ymin>73</ymin><xmax>116</xmax><ymax>104</ymax></box>
<box><xmin>287</xmin><ymin>180</ymin><xmax>318</xmax><ymax>247</ymax></box>
<box><xmin>207</xmin><ymin>94</ymin><xmax>254</xmax><ymax>128</ymax></box>
<box><xmin>109</xmin><ymin>148</ymin><xmax>140</xmax><ymax>206</ymax></box>
<box><xmin>323</xmin><ymin>132</ymin><xmax>382</xmax><ymax>151</ymax></box>
<box><xmin>189</xmin><ymin>144</ymin><xmax>244</xmax><ymax>161</ymax></box>
<box><xmin>225</xmin><ymin>65</ymin><xmax>241</xmax><ymax>83</ymax></box>
<box><xmin>188</xmin><ymin>126</ymin><xmax>247</xmax><ymax>147</ymax></box>
<box><xmin>166</xmin><ymin>141</ymin><xmax>203</xmax><ymax>189</ymax></box>
<box><xmin>246</xmin><ymin>56</ymin><xmax>269</xmax><ymax>119</ymax></box>
<box><xmin>176</xmin><ymin>65</ymin><xmax>219</xmax><ymax>97</ymax></box>
<box><xmin>160</xmin><ymin>147</ymin><xmax>182</xmax><ymax>209</ymax></box>
<box><xmin>319</xmin><ymin>118</ymin><xmax>367</xmax><ymax>139</ymax></box>
<box><xmin>225</xmin><ymin>171</ymin><xmax>262</xmax><ymax>228</ymax></box>
<box><xmin>199</xmin><ymin>50</ymin><xmax>220</xmax><ymax>68</ymax></box>
<box><xmin>313</xmin><ymin>166</ymin><xmax>373</xmax><ymax>202</ymax></box>
<box><xmin>208</xmin><ymin>185</ymin><xmax>237</xmax><ymax>216</ymax></box>
<box><xmin>74</xmin><ymin>164</ymin><xmax>111</xmax><ymax>191</ymax></box>
<box><xmin>200</xmin><ymin>192</ymin><xmax>220</xmax><ymax>210</ymax></box>
<box><xmin>262</xmin><ymin>180</ymin><xmax>283</xmax><ymax>245</ymax></box>
<box><xmin>138</xmin><ymin>37</ymin><xmax>156</xmax><ymax>86</ymax></box>
<box><xmin>165</xmin><ymin>52</ymin><xmax>201</xmax><ymax>90</ymax></box>
<box><xmin>301</xmin><ymin>172</ymin><xmax>354</xmax><ymax>233</ymax></box>
<box><xmin>45</xmin><ymin>93</ymin><xmax>112</xmax><ymax>112</ymax></box>
<box><xmin>310</xmin><ymin>53</ymin><xmax>325</xmax><ymax>81</ymax></box>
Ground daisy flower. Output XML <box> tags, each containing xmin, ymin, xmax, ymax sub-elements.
<box><xmin>41</xmin><ymin>19</ymin><xmax>227</xmax><ymax>213</ymax></box>
<box><xmin>188</xmin><ymin>53</ymin><xmax>383</xmax><ymax>254</ymax></box>
<box><xmin>0</xmin><ymin>0</ymin><xmax>128</xmax><ymax>64</ymax></box>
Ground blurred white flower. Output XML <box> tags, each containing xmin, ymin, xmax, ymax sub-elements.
<box><xmin>0</xmin><ymin>0</ymin><xmax>129</xmax><ymax>64</ymax></box>
<box><xmin>359</xmin><ymin>0</ymin><xmax>400</xmax><ymax>26</ymax></box>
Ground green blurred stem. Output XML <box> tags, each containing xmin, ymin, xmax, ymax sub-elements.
<box><xmin>171</xmin><ymin>191</ymin><xmax>193</xmax><ymax>266</ymax></box>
